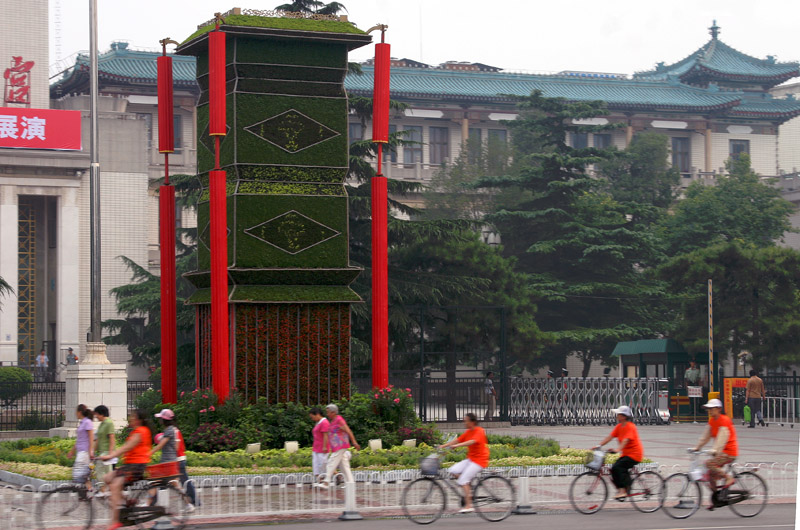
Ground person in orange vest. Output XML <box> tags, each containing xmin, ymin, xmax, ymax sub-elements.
<box><xmin>693</xmin><ymin>398</ymin><xmax>738</xmax><ymax>509</ymax></box>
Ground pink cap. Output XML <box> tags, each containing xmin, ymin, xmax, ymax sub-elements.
<box><xmin>155</xmin><ymin>409</ymin><xmax>175</xmax><ymax>420</ymax></box>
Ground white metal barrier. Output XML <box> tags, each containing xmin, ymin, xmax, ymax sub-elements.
<box><xmin>764</xmin><ymin>396</ymin><xmax>800</xmax><ymax>426</ymax></box>
<box><xmin>4</xmin><ymin>463</ymin><xmax>796</xmax><ymax>528</ymax></box>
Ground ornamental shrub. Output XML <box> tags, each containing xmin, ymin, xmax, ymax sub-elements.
<box><xmin>397</xmin><ymin>425</ymin><xmax>442</xmax><ymax>447</ymax></box>
<box><xmin>0</xmin><ymin>366</ymin><xmax>33</xmax><ymax>407</ymax></box>
<box><xmin>186</xmin><ymin>422</ymin><xmax>243</xmax><ymax>453</ymax></box>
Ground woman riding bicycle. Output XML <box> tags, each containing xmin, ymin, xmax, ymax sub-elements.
<box><xmin>439</xmin><ymin>412</ymin><xmax>489</xmax><ymax>514</ymax></box>
<box><xmin>593</xmin><ymin>405</ymin><xmax>643</xmax><ymax>500</ymax></box>
<box><xmin>100</xmin><ymin>409</ymin><xmax>153</xmax><ymax>530</ymax></box>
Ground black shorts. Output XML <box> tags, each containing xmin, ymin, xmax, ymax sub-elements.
<box><xmin>116</xmin><ymin>464</ymin><xmax>147</xmax><ymax>483</ymax></box>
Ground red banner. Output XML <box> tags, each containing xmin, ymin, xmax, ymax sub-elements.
<box><xmin>0</xmin><ymin>107</ymin><xmax>81</xmax><ymax>150</ymax></box>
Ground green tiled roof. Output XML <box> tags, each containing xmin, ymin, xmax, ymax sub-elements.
<box><xmin>635</xmin><ymin>38</ymin><xmax>799</xmax><ymax>86</ymax></box>
<box><xmin>346</xmin><ymin>66</ymin><xmax>745</xmax><ymax>112</ymax></box>
<box><xmin>51</xmin><ymin>42</ymin><xmax>198</xmax><ymax>96</ymax></box>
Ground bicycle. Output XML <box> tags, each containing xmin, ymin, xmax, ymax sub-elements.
<box><xmin>660</xmin><ymin>449</ymin><xmax>768</xmax><ymax>519</ymax></box>
<box><xmin>569</xmin><ymin>450</ymin><xmax>663</xmax><ymax>515</ymax></box>
<box><xmin>401</xmin><ymin>452</ymin><xmax>515</xmax><ymax>524</ymax></box>
<box><xmin>36</xmin><ymin>460</ymin><xmax>190</xmax><ymax>529</ymax></box>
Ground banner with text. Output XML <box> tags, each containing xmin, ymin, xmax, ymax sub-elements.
<box><xmin>0</xmin><ymin>107</ymin><xmax>81</xmax><ymax>150</ymax></box>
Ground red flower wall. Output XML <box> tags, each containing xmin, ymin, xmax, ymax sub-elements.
<box><xmin>197</xmin><ymin>303</ymin><xmax>351</xmax><ymax>404</ymax></box>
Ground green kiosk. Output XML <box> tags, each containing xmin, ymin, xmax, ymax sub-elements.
<box><xmin>612</xmin><ymin>339</ymin><xmax>712</xmax><ymax>421</ymax></box>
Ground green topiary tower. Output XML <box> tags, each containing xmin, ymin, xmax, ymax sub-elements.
<box><xmin>177</xmin><ymin>11</ymin><xmax>370</xmax><ymax>404</ymax></box>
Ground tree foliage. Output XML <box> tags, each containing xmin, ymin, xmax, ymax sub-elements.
<box><xmin>274</xmin><ymin>0</ymin><xmax>347</xmax><ymax>15</ymax></box>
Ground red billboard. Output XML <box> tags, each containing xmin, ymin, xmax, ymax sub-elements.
<box><xmin>0</xmin><ymin>107</ymin><xmax>81</xmax><ymax>151</ymax></box>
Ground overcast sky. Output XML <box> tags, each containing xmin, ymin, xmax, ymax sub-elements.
<box><xmin>50</xmin><ymin>0</ymin><xmax>799</xmax><ymax>80</ymax></box>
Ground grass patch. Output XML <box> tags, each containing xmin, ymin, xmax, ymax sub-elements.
<box><xmin>183</xmin><ymin>15</ymin><xmax>365</xmax><ymax>44</ymax></box>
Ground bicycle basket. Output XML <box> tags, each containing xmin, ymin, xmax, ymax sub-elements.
<box><xmin>419</xmin><ymin>454</ymin><xmax>441</xmax><ymax>476</ymax></box>
<box><xmin>585</xmin><ymin>450</ymin><xmax>605</xmax><ymax>471</ymax></box>
<box><xmin>146</xmin><ymin>461</ymin><xmax>179</xmax><ymax>479</ymax></box>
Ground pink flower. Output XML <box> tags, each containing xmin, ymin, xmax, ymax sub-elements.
<box><xmin>202</xmin><ymin>394</ymin><xmax>208</xmax><ymax>399</ymax></box>
<box><xmin>180</xmin><ymin>391</ymin><xmax>185</xmax><ymax>397</ymax></box>
<box><xmin>374</xmin><ymin>394</ymin><xmax>379</xmax><ymax>399</ymax></box>
<box><xmin>405</xmin><ymin>388</ymin><xmax>411</xmax><ymax>392</ymax></box>
<box><xmin>200</xmin><ymin>409</ymin><xmax>207</xmax><ymax>413</ymax></box>
<box><xmin>394</xmin><ymin>398</ymin><xmax>400</xmax><ymax>403</ymax></box>
<box><xmin>209</xmin><ymin>406</ymin><xmax>215</xmax><ymax>412</ymax></box>
<box><xmin>407</xmin><ymin>394</ymin><xmax>412</xmax><ymax>398</ymax></box>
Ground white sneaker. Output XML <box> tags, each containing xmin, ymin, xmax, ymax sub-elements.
<box><xmin>458</xmin><ymin>508</ymin><xmax>474</xmax><ymax>514</ymax></box>
<box><xmin>315</xmin><ymin>483</ymin><xmax>329</xmax><ymax>489</ymax></box>
<box><xmin>185</xmin><ymin>504</ymin><xmax>196</xmax><ymax>513</ymax></box>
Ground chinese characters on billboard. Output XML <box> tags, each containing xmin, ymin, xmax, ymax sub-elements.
<box><xmin>4</xmin><ymin>56</ymin><xmax>34</xmax><ymax>106</ymax></box>
<box><xmin>0</xmin><ymin>108</ymin><xmax>81</xmax><ymax>150</ymax></box>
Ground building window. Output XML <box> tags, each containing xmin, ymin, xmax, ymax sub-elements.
<box><xmin>593</xmin><ymin>133</ymin><xmax>612</xmax><ymax>149</ymax></box>
<box><xmin>403</xmin><ymin>125</ymin><xmax>422</xmax><ymax>165</ymax></box>
<box><xmin>136</xmin><ymin>113</ymin><xmax>152</xmax><ymax>150</ymax></box>
<box><xmin>487</xmin><ymin>129</ymin><xmax>508</xmax><ymax>172</ymax></box>
<box><xmin>571</xmin><ymin>132</ymin><xmax>588</xmax><ymax>149</ymax></box>
<box><xmin>384</xmin><ymin>124</ymin><xmax>397</xmax><ymax>163</ymax></box>
<box><xmin>730</xmin><ymin>139</ymin><xmax>750</xmax><ymax>159</ymax></box>
<box><xmin>429</xmin><ymin>126</ymin><xmax>449</xmax><ymax>165</ymax></box>
<box><xmin>467</xmin><ymin>127</ymin><xmax>482</xmax><ymax>164</ymax></box>
<box><xmin>173</xmin><ymin>115</ymin><xmax>183</xmax><ymax>154</ymax></box>
<box><xmin>672</xmin><ymin>137</ymin><xmax>691</xmax><ymax>174</ymax></box>
<box><xmin>349</xmin><ymin>122</ymin><xmax>363</xmax><ymax>144</ymax></box>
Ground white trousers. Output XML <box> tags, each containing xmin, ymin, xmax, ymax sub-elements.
<box><xmin>312</xmin><ymin>451</ymin><xmax>328</xmax><ymax>476</ymax></box>
<box><xmin>324</xmin><ymin>448</ymin><xmax>354</xmax><ymax>484</ymax></box>
<box><xmin>448</xmin><ymin>458</ymin><xmax>484</xmax><ymax>486</ymax></box>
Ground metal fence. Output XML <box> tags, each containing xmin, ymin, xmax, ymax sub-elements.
<box><xmin>509</xmin><ymin>377</ymin><xmax>667</xmax><ymax>426</ymax></box>
<box><xmin>0</xmin><ymin>381</ymin><xmax>65</xmax><ymax>431</ymax></box>
<box><xmin>3</xmin><ymin>462</ymin><xmax>794</xmax><ymax>528</ymax></box>
<box><xmin>764</xmin><ymin>396</ymin><xmax>800</xmax><ymax>425</ymax></box>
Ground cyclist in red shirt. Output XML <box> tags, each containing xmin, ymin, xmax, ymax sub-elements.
<box><xmin>439</xmin><ymin>412</ymin><xmax>489</xmax><ymax>513</ymax></box>
<box><xmin>100</xmin><ymin>409</ymin><xmax>153</xmax><ymax>530</ymax></box>
<box><xmin>593</xmin><ymin>405</ymin><xmax>644</xmax><ymax>500</ymax></box>
<box><xmin>694</xmin><ymin>398</ymin><xmax>738</xmax><ymax>506</ymax></box>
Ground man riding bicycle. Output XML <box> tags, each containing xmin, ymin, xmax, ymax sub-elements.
<box><xmin>593</xmin><ymin>405</ymin><xmax>644</xmax><ymax>500</ymax></box>
<box><xmin>439</xmin><ymin>412</ymin><xmax>489</xmax><ymax>514</ymax></box>
<box><xmin>693</xmin><ymin>398</ymin><xmax>738</xmax><ymax>508</ymax></box>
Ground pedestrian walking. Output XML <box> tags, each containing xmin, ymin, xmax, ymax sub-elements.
<box><xmin>93</xmin><ymin>405</ymin><xmax>116</xmax><ymax>491</ymax></box>
<box><xmin>745</xmin><ymin>370</ymin><xmax>766</xmax><ymax>428</ymax></box>
<box><xmin>67</xmin><ymin>404</ymin><xmax>94</xmax><ymax>488</ymax></box>
<box><xmin>35</xmin><ymin>349</ymin><xmax>48</xmax><ymax>382</ymax></box>
<box><xmin>484</xmin><ymin>371</ymin><xmax>497</xmax><ymax>421</ymax></box>
<box><xmin>309</xmin><ymin>407</ymin><xmax>329</xmax><ymax>483</ymax></box>
<box><xmin>320</xmin><ymin>404</ymin><xmax>360</xmax><ymax>489</ymax></box>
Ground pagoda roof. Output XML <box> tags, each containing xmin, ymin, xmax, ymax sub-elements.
<box><xmin>50</xmin><ymin>42</ymin><xmax>198</xmax><ymax>97</ymax></box>
<box><xmin>345</xmin><ymin>66</ymin><xmax>800</xmax><ymax>119</ymax></box>
<box><xmin>634</xmin><ymin>33</ymin><xmax>799</xmax><ymax>87</ymax></box>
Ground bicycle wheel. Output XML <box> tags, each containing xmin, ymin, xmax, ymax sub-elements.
<box><xmin>127</xmin><ymin>483</ymin><xmax>189</xmax><ymax>530</ymax></box>
<box><xmin>401</xmin><ymin>478</ymin><xmax>446</xmax><ymax>525</ymax></box>
<box><xmin>727</xmin><ymin>471</ymin><xmax>767</xmax><ymax>518</ymax></box>
<box><xmin>660</xmin><ymin>473</ymin><xmax>701</xmax><ymax>519</ymax></box>
<box><xmin>629</xmin><ymin>471</ymin><xmax>663</xmax><ymax>513</ymax></box>
<box><xmin>36</xmin><ymin>485</ymin><xmax>94</xmax><ymax>530</ymax></box>
<box><xmin>474</xmin><ymin>475</ymin><xmax>515</xmax><ymax>522</ymax></box>
<box><xmin>569</xmin><ymin>471</ymin><xmax>608</xmax><ymax>514</ymax></box>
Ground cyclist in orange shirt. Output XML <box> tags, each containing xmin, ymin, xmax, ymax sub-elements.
<box><xmin>439</xmin><ymin>412</ymin><xmax>489</xmax><ymax>513</ymax></box>
<box><xmin>100</xmin><ymin>409</ymin><xmax>153</xmax><ymax>530</ymax></box>
<box><xmin>693</xmin><ymin>398</ymin><xmax>738</xmax><ymax>507</ymax></box>
<box><xmin>593</xmin><ymin>405</ymin><xmax>644</xmax><ymax>500</ymax></box>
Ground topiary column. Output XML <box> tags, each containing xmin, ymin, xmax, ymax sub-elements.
<box><xmin>178</xmin><ymin>13</ymin><xmax>370</xmax><ymax>404</ymax></box>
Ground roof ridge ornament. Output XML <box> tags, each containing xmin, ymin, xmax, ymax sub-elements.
<box><xmin>709</xmin><ymin>20</ymin><xmax>720</xmax><ymax>40</ymax></box>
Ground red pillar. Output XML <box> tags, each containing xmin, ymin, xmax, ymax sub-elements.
<box><xmin>371</xmin><ymin>36</ymin><xmax>391</xmax><ymax>390</ymax></box>
<box><xmin>209</xmin><ymin>27</ymin><xmax>230</xmax><ymax>401</ymax></box>
<box><xmin>157</xmin><ymin>51</ymin><xmax>177</xmax><ymax>403</ymax></box>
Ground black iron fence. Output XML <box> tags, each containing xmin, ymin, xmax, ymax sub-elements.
<box><xmin>352</xmin><ymin>370</ymin><xmax>503</xmax><ymax>423</ymax></box>
<box><xmin>0</xmin><ymin>381</ymin><xmax>65</xmax><ymax>431</ymax></box>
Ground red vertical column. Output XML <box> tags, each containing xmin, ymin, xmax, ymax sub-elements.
<box><xmin>209</xmin><ymin>28</ymin><xmax>230</xmax><ymax>401</ymax></box>
<box><xmin>371</xmin><ymin>37</ymin><xmax>390</xmax><ymax>390</ymax></box>
<box><xmin>157</xmin><ymin>51</ymin><xmax>177</xmax><ymax>403</ymax></box>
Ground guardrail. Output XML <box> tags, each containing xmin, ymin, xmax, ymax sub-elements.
<box><xmin>3</xmin><ymin>462</ymin><xmax>794</xmax><ymax>528</ymax></box>
<box><xmin>509</xmin><ymin>377</ymin><xmax>666</xmax><ymax>426</ymax></box>
<box><xmin>764</xmin><ymin>396</ymin><xmax>800</xmax><ymax>425</ymax></box>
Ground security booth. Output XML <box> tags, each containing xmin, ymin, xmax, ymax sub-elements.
<box><xmin>612</xmin><ymin>339</ymin><xmax>710</xmax><ymax>421</ymax></box>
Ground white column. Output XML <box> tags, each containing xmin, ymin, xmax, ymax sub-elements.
<box><xmin>57</xmin><ymin>189</ymin><xmax>80</xmax><ymax>366</ymax></box>
<box><xmin>0</xmin><ymin>186</ymin><xmax>18</xmax><ymax>365</ymax></box>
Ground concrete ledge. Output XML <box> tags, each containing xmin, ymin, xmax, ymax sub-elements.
<box><xmin>0</xmin><ymin>430</ymin><xmax>50</xmax><ymax>441</ymax></box>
